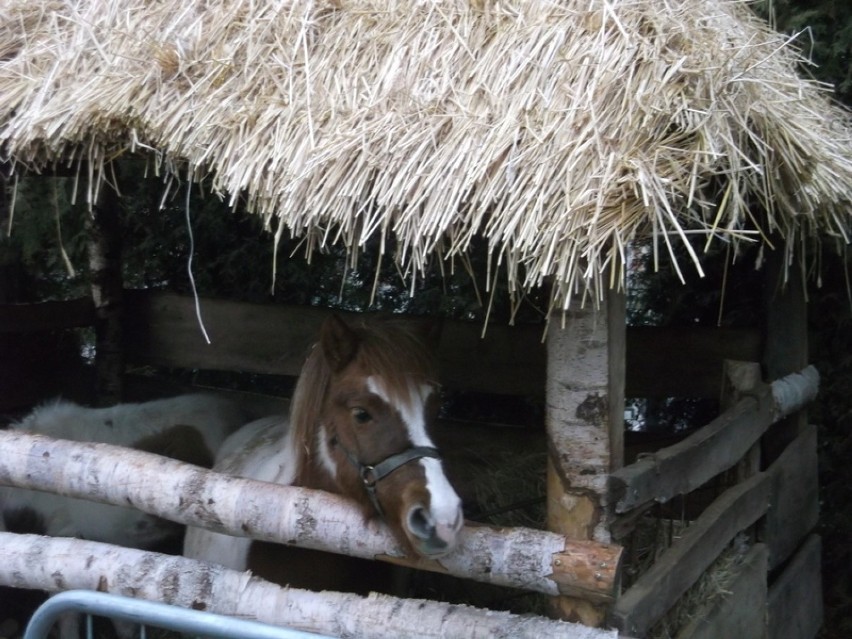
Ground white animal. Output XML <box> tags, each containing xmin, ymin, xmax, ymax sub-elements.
<box><xmin>0</xmin><ymin>393</ymin><xmax>250</xmax><ymax>639</ymax></box>
<box><xmin>0</xmin><ymin>394</ymin><xmax>247</xmax><ymax>546</ymax></box>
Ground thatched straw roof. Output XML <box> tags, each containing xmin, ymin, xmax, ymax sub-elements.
<box><xmin>1</xmin><ymin>0</ymin><xmax>851</xmax><ymax>311</ymax></box>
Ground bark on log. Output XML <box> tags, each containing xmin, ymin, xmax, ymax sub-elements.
<box><xmin>0</xmin><ymin>533</ymin><xmax>617</xmax><ymax>639</ymax></box>
<box><xmin>0</xmin><ymin>430</ymin><xmax>622</xmax><ymax>602</ymax></box>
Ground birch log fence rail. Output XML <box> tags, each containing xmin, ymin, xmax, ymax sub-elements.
<box><xmin>0</xmin><ymin>429</ymin><xmax>622</xmax><ymax>602</ymax></box>
<box><xmin>0</xmin><ymin>534</ymin><xmax>616</xmax><ymax>639</ymax></box>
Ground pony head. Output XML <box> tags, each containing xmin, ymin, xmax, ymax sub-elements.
<box><xmin>293</xmin><ymin>315</ymin><xmax>463</xmax><ymax>558</ymax></box>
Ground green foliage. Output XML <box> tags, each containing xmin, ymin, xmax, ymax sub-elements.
<box><xmin>4</xmin><ymin>158</ymin><xmax>546</xmax><ymax>327</ymax></box>
<box><xmin>2</xmin><ymin>177</ymin><xmax>90</xmax><ymax>301</ymax></box>
<box><xmin>754</xmin><ymin>0</ymin><xmax>852</xmax><ymax>104</ymax></box>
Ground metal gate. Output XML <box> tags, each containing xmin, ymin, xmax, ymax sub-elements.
<box><xmin>23</xmin><ymin>591</ymin><xmax>336</xmax><ymax>639</ymax></box>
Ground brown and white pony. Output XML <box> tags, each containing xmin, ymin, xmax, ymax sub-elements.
<box><xmin>184</xmin><ymin>315</ymin><xmax>463</xmax><ymax>590</ymax></box>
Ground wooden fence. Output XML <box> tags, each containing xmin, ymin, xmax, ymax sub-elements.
<box><xmin>608</xmin><ymin>366</ymin><xmax>820</xmax><ymax>637</ymax></box>
<box><xmin>0</xmin><ymin>289</ymin><xmax>821</xmax><ymax>638</ymax></box>
<box><xmin>0</xmin><ymin>289</ymin><xmax>762</xmax><ymax>410</ymax></box>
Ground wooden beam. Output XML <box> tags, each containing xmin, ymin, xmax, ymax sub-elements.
<box><xmin>0</xmin><ymin>429</ymin><xmax>623</xmax><ymax>603</ymax></box>
<box><xmin>0</xmin><ymin>297</ymin><xmax>94</xmax><ymax>332</ymax></box>
<box><xmin>764</xmin><ymin>425</ymin><xmax>819</xmax><ymax>570</ymax></box>
<box><xmin>544</xmin><ymin>292</ymin><xmax>625</xmax><ymax>625</ymax></box>
<box><xmin>4</xmin><ymin>290</ymin><xmax>763</xmax><ymax>399</ymax></box>
<box><xmin>122</xmin><ymin>290</ymin><xmax>550</xmax><ymax>396</ymax></box>
<box><xmin>721</xmin><ymin>360</ymin><xmax>762</xmax><ymax>483</ymax></box>
<box><xmin>608</xmin><ymin>471</ymin><xmax>772</xmax><ymax>637</ymax></box>
<box><xmin>610</xmin><ymin>388</ymin><xmax>772</xmax><ymax>513</ymax></box>
<box><xmin>767</xmin><ymin>535</ymin><xmax>823</xmax><ymax>639</ymax></box>
<box><xmin>87</xmin><ymin>184</ymin><xmax>125</xmax><ymax>404</ymax></box>
<box><xmin>676</xmin><ymin>544</ymin><xmax>768</xmax><ymax>639</ymax></box>
<box><xmin>608</xmin><ymin>287</ymin><xmax>627</xmax><ymax>471</ymax></box>
<box><xmin>0</xmin><ymin>533</ymin><xmax>619</xmax><ymax>639</ymax></box>
<box><xmin>121</xmin><ymin>290</ymin><xmax>760</xmax><ymax>398</ymax></box>
<box><xmin>123</xmin><ymin>290</ymin><xmax>329</xmax><ymax>377</ymax></box>
<box><xmin>545</xmin><ymin>302</ymin><xmax>618</xmax><ymax>542</ymax></box>
<box><xmin>610</xmin><ymin>366</ymin><xmax>819</xmax><ymax>513</ymax></box>
<box><xmin>762</xmin><ymin>249</ymin><xmax>809</xmax><ymax>462</ymax></box>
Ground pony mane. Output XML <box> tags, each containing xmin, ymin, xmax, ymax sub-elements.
<box><xmin>290</xmin><ymin>319</ymin><xmax>438</xmax><ymax>458</ymax></box>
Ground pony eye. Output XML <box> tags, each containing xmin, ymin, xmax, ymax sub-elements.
<box><xmin>351</xmin><ymin>408</ymin><xmax>372</xmax><ymax>425</ymax></box>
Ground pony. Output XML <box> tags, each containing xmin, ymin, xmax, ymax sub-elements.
<box><xmin>184</xmin><ymin>315</ymin><xmax>464</xmax><ymax>591</ymax></box>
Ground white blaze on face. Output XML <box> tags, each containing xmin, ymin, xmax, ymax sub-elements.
<box><xmin>367</xmin><ymin>376</ymin><xmax>462</xmax><ymax>533</ymax></box>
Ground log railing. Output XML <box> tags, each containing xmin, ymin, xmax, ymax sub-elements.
<box><xmin>607</xmin><ymin>367</ymin><xmax>820</xmax><ymax>637</ymax></box>
<box><xmin>0</xmin><ymin>429</ymin><xmax>622</xmax><ymax>603</ymax></box>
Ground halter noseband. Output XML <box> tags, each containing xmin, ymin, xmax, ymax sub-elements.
<box><xmin>333</xmin><ymin>438</ymin><xmax>441</xmax><ymax>517</ymax></box>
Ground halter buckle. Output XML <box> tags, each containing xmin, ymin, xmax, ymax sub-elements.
<box><xmin>360</xmin><ymin>465</ymin><xmax>378</xmax><ymax>488</ymax></box>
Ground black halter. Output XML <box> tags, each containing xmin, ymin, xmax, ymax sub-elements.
<box><xmin>333</xmin><ymin>438</ymin><xmax>441</xmax><ymax>517</ymax></box>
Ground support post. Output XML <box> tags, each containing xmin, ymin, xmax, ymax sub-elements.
<box><xmin>87</xmin><ymin>180</ymin><xmax>125</xmax><ymax>405</ymax></box>
<box><xmin>545</xmin><ymin>287</ymin><xmax>625</xmax><ymax>625</ymax></box>
<box><xmin>762</xmin><ymin>247</ymin><xmax>808</xmax><ymax>461</ymax></box>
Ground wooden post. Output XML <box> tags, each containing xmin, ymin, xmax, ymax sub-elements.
<box><xmin>720</xmin><ymin>360</ymin><xmax>763</xmax><ymax>482</ymax></box>
<box><xmin>545</xmin><ymin>286</ymin><xmax>625</xmax><ymax>625</ymax></box>
<box><xmin>762</xmin><ymin>248</ymin><xmax>808</xmax><ymax>460</ymax></box>
<box><xmin>762</xmin><ymin>247</ymin><xmax>821</xmax><ymax>639</ymax></box>
<box><xmin>87</xmin><ymin>181</ymin><xmax>125</xmax><ymax>405</ymax></box>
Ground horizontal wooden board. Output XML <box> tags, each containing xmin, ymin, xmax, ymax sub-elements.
<box><xmin>608</xmin><ymin>472</ymin><xmax>772</xmax><ymax>637</ymax></box>
<box><xmin>120</xmin><ymin>291</ymin><xmax>549</xmax><ymax>396</ymax></box>
<box><xmin>609</xmin><ymin>387</ymin><xmax>776</xmax><ymax>512</ymax></box>
<box><xmin>677</xmin><ymin>544</ymin><xmax>768</xmax><ymax>639</ymax></box>
<box><xmin>768</xmin><ymin>535</ymin><xmax>823</xmax><ymax>639</ymax></box>
<box><xmin>764</xmin><ymin>426</ymin><xmax>819</xmax><ymax>570</ymax></box>
<box><xmin>123</xmin><ymin>290</ymin><xmax>338</xmax><ymax>377</ymax></box>
<box><xmin>1</xmin><ymin>291</ymin><xmax>763</xmax><ymax>398</ymax></box>
<box><xmin>627</xmin><ymin>326</ymin><xmax>762</xmax><ymax>397</ymax></box>
<box><xmin>0</xmin><ymin>297</ymin><xmax>94</xmax><ymax>332</ymax></box>
<box><xmin>122</xmin><ymin>291</ymin><xmax>761</xmax><ymax>398</ymax></box>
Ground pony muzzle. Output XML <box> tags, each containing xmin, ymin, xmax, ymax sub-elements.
<box><xmin>405</xmin><ymin>502</ymin><xmax>463</xmax><ymax>557</ymax></box>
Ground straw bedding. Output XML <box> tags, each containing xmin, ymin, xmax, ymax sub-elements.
<box><xmin>1</xmin><ymin>0</ymin><xmax>850</xmax><ymax>311</ymax></box>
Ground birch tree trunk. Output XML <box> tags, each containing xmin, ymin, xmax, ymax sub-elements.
<box><xmin>0</xmin><ymin>429</ymin><xmax>622</xmax><ymax>602</ymax></box>
<box><xmin>0</xmin><ymin>533</ymin><xmax>617</xmax><ymax>639</ymax></box>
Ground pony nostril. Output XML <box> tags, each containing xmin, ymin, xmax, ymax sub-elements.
<box><xmin>407</xmin><ymin>505</ymin><xmax>436</xmax><ymax>541</ymax></box>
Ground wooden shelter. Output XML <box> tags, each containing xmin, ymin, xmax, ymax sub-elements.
<box><xmin>1</xmin><ymin>1</ymin><xmax>850</xmax><ymax>637</ymax></box>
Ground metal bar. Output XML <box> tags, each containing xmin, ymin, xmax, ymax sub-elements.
<box><xmin>24</xmin><ymin>590</ymin><xmax>336</xmax><ymax>639</ymax></box>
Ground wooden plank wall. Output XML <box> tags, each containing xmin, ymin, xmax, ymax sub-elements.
<box><xmin>768</xmin><ymin>535</ymin><xmax>823</xmax><ymax>639</ymax></box>
<box><xmin>677</xmin><ymin>544</ymin><xmax>768</xmax><ymax>639</ymax></box>
<box><xmin>119</xmin><ymin>290</ymin><xmax>761</xmax><ymax>400</ymax></box>
<box><xmin>608</xmin><ymin>472</ymin><xmax>772</xmax><ymax>636</ymax></box>
<box><xmin>609</xmin><ymin>419</ymin><xmax>820</xmax><ymax>638</ymax></box>
<box><xmin>0</xmin><ymin>290</ymin><xmax>763</xmax><ymax>404</ymax></box>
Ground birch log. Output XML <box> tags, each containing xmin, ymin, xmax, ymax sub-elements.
<box><xmin>545</xmin><ymin>292</ymin><xmax>625</xmax><ymax>625</ymax></box>
<box><xmin>0</xmin><ymin>430</ymin><xmax>622</xmax><ymax>601</ymax></box>
<box><xmin>0</xmin><ymin>533</ymin><xmax>617</xmax><ymax>639</ymax></box>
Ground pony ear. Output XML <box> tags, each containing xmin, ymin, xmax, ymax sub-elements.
<box><xmin>407</xmin><ymin>317</ymin><xmax>443</xmax><ymax>350</ymax></box>
<box><xmin>319</xmin><ymin>314</ymin><xmax>360</xmax><ymax>371</ymax></box>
